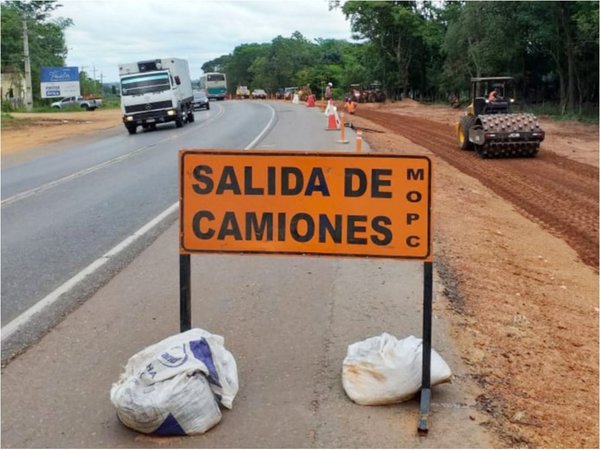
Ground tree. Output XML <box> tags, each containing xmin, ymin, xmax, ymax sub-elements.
<box><xmin>437</xmin><ymin>1</ymin><xmax>598</xmax><ymax>113</ymax></box>
<box><xmin>342</xmin><ymin>1</ymin><xmax>430</xmax><ymax>98</ymax></box>
<box><xmin>224</xmin><ymin>43</ymin><xmax>269</xmax><ymax>89</ymax></box>
<box><xmin>201</xmin><ymin>55</ymin><xmax>230</xmax><ymax>74</ymax></box>
<box><xmin>79</xmin><ymin>70</ymin><xmax>102</xmax><ymax>97</ymax></box>
<box><xmin>197</xmin><ymin>1</ymin><xmax>597</xmax><ymax>117</ymax></box>
<box><xmin>572</xmin><ymin>1</ymin><xmax>599</xmax><ymax>113</ymax></box>
<box><xmin>1</xmin><ymin>0</ymin><xmax>72</xmax><ymax>104</ymax></box>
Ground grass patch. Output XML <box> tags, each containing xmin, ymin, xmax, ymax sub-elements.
<box><xmin>519</xmin><ymin>103</ymin><xmax>598</xmax><ymax>124</ymax></box>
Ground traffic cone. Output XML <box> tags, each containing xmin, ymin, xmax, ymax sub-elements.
<box><xmin>325</xmin><ymin>102</ymin><xmax>341</xmax><ymax>130</ymax></box>
<box><xmin>307</xmin><ymin>94</ymin><xmax>315</xmax><ymax>107</ymax></box>
<box><xmin>326</xmin><ymin>113</ymin><xmax>339</xmax><ymax>130</ymax></box>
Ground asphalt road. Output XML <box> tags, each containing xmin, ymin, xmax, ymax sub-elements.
<box><xmin>1</xmin><ymin>101</ymin><xmax>497</xmax><ymax>447</ymax></box>
<box><xmin>1</xmin><ymin>101</ymin><xmax>272</xmax><ymax>326</ymax></box>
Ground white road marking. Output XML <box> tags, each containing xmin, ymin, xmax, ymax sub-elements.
<box><xmin>1</xmin><ymin>101</ymin><xmax>274</xmax><ymax>341</ymax></box>
<box><xmin>1</xmin><ymin>202</ymin><xmax>178</xmax><ymax>341</ymax></box>
<box><xmin>245</xmin><ymin>103</ymin><xmax>276</xmax><ymax>150</ymax></box>
<box><xmin>1</xmin><ymin>103</ymin><xmax>225</xmax><ymax>208</ymax></box>
<box><xmin>2</xmin><ymin>146</ymin><xmax>152</xmax><ymax>207</ymax></box>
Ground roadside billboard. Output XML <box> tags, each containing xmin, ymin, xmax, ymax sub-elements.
<box><xmin>40</xmin><ymin>66</ymin><xmax>80</xmax><ymax>98</ymax></box>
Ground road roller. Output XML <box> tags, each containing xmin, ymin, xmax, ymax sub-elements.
<box><xmin>457</xmin><ymin>77</ymin><xmax>545</xmax><ymax>158</ymax></box>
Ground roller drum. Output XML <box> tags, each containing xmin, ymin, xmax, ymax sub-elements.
<box><xmin>472</xmin><ymin>113</ymin><xmax>544</xmax><ymax>158</ymax></box>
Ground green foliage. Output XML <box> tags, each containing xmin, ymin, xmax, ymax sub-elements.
<box><xmin>1</xmin><ymin>111</ymin><xmax>20</xmax><ymax>129</ymax></box>
<box><xmin>201</xmin><ymin>55</ymin><xmax>230</xmax><ymax>74</ymax></box>
<box><xmin>79</xmin><ymin>71</ymin><xmax>102</xmax><ymax>97</ymax></box>
<box><xmin>101</xmin><ymin>95</ymin><xmax>121</xmax><ymax>109</ymax></box>
<box><xmin>437</xmin><ymin>1</ymin><xmax>599</xmax><ymax>113</ymax></box>
<box><xmin>1</xmin><ymin>0</ymin><xmax>72</xmax><ymax>105</ymax></box>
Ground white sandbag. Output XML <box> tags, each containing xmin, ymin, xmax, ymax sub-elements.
<box><xmin>110</xmin><ymin>328</ymin><xmax>239</xmax><ymax>435</ymax></box>
<box><xmin>342</xmin><ymin>333</ymin><xmax>452</xmax><ymax>406</ymax></box>
<box><xmin>111</xmin><ymin>370</ymin><xmax>222</xmax><ymax>435</ymax></box>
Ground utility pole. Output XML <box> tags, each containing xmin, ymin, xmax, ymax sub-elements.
<box><xmin>22</xmin><ymin>20</ymin><xmax>34</xmax><ymax>111</ymax></box>
<box><xmin>80</xmin><ymin>66</ymin><xmax>88</xmax><ymax>96</ymax></box>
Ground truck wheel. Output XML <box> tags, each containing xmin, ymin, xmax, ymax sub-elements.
<box><xmin>126</xmin><ymin>124</ymin><xmax>137</xmax><ymax>135</ymax></box>
<box><xmin>458</xmin><ymin>116</ymin><xmax>475</xmax><ymax>150</ymax></box>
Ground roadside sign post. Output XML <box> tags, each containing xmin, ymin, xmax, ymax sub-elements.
<box><xmin>419</xmin><ymin>260</ymin><xmax>433</xmax><ymax>434</ymax></box>
<box><xmin>179</xmin><ymin>253</ymin><xmax>192</xmax><ymax>332</ymax></box>
<box><xmin>179</xmin><ymin>150</ymin><xmax>433</xmax><ymax>433</ymax></box>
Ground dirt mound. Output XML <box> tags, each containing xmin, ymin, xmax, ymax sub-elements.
<box><xmin>358</xmin><ymin>109</ymin><xmax>599</xmax><ymax>270</ymax></box>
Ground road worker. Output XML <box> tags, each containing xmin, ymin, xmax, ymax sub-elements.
<box><xmin>325</xmin><ymin>82</ymin><xmax>333</xmax><ymax>101</ymax></box>
<box><xmin>344</xmin><ymin>97</ymin><xmax>357</xmax><ymax>115</ymax></box>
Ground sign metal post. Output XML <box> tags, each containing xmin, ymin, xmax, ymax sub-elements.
<box><xmin>179</xmin><ymin>253</ymin><xmax>191</xmax><ymax>332</ymax></box>
<box><xmin>418</xmin><ymin>260</ymin><xmax>433</xmax><ymax>433</ymax></box>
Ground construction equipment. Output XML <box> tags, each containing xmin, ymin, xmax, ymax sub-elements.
<box><xmin>364</xmin><ymin>81</ymin><xmax>386</xmax><ymax>103</ymax></box>
<box><xmin>457</xmin><ymin>77</ymin><xmax>545</xmax><ymax>158</ymax></box>
<box><xmin>348</xmin><ymin>82</ymin><xmax>386</xmax><ymax>103</ymax></box>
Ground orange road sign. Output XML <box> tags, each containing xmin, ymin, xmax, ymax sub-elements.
<box><xmin>180</xmin><ymin>150</ymin><xmax>432</xmax><ymax>260</ymax></box>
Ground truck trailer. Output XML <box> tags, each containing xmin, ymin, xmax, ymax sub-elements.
<box><xmin>118</xmin><ymin>58</ymin><xmax>194</xmax><ymax>134</ymax></box>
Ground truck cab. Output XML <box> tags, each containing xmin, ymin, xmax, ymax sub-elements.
<box><xmin>119</xmin><ymin>58</ymin><xmax>194</xmax><ymax>134</ymax></box>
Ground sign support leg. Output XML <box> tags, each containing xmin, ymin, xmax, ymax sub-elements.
<box><xmin>179</xmin><ymin>253</ymin><xmax>191</xmax><ymax>332</ymax></box>
<box><xmin>418</xmin><ymin>261</ymin><xmax>433</xmax><ymax>434</ymax></box>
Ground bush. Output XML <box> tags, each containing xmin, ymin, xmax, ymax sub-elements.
<box><xmin>2</xmin><ymin>100</ymin><xmax>16</xmax><ymax>112</ymax></box>
<box><xmin>523</xmin><ymin>102</ymin><xmax>599</xmax><ymax>124</ymax></box>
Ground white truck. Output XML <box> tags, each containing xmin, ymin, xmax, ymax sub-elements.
<box><xmin>118</xmin><ymin>58</ymin><xmax>194</xmax><ymax>134</ymax></box>
<box><xmin>51</xmin><ymin>95</ymin><xmax>102</xmax><ymax>110</ymax></box>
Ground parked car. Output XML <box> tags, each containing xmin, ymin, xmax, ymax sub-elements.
<box><xmin>51</xmin><ymin>95</ymin><xmax>102</xmax><ymax>110</ymax></box>
<box><xmin>275</xmin><ymin>88</ymin><xmax>285</xmax><ymax>99</ymax></box>
<box><xmin>192</xmin><ymin>90</ymin><xmax>210</xmax><ymax>110</ymax></box>
<box><xmin>235</xmin><ymin>86</ymin><xmax>250</xmax><ymax>99</ymax></box>
<box><xmin>252</xmin><ymin>89</ymin><xmax>267</xmax><ymax>99</ymax></box>
<box><xmin>283</xmin><ymin>87</ymin><xmax>297</xmax><ymax>100</ymax></box>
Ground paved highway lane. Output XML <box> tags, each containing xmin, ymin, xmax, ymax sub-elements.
<box><xmin>1</xmin><ymin>101</ymin><xmax>275</xmax><ymax>332</ymax></box>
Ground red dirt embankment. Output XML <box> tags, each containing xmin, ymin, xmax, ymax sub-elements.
<box><xmin>346</xmin><ymin>100</ymin><xmax>598</xmax><ymax>448</ymax></box>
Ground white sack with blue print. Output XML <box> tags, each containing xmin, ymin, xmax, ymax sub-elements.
<box><xmin>110</xmin><ymin>328</ymin><xmax>239</xmax><ymax>435</ymax></box>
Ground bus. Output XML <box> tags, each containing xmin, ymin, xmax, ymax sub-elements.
<box><xmin>199</xmin><ymin>72</ymin><xmax>227</xmax><ymax>100</ymax></box>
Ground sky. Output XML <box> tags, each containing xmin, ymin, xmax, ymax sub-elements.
<box><xmin>49</xmin><ymin>0</ymin><xmax>357</xmax><ymax>83</ymax></box>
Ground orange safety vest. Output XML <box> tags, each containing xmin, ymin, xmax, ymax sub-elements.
<box><xmin>345</xmin><ymin>101</ymin><xmax>357</xmax><ymax>114</ymax></box>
